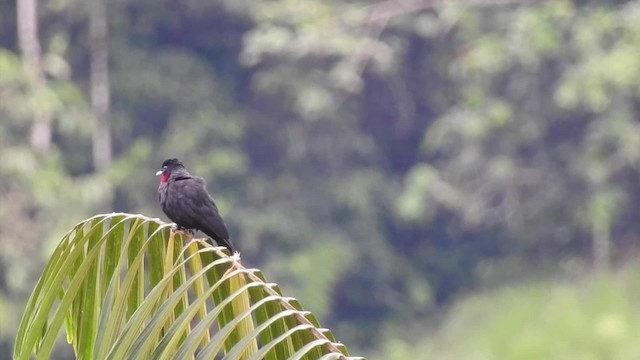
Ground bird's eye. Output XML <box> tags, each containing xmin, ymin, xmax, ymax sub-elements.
<box><xmin>163</xmin><ymin>166</ymin><xmax>167</xmax><ymax>170</ymax></box>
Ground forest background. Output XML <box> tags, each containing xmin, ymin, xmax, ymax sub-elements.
<box><xmin>3</xmin><ymin>0</ymin><xmax>640</xmax><ymax>358</ymax></box>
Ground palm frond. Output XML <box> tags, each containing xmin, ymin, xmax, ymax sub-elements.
<box><xmin>14</xmin><ymin>213</ymin><xmax>363</xmax><ymax>360</ymax></box>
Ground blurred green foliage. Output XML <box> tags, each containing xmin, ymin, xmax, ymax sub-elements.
<box><xmin>377</xmin><ymin>266</ymin><xmax>640</xmax><ymax>360</ymax></box>
<box><xmin>2</xmin><ymin>0</ymin><xmax>640</xmax><ymax>358</ymax></box>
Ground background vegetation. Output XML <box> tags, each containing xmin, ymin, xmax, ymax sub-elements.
<box><xmin>2</xmin><ymin>0</ymin><xmax>640</xmax><ymax>358</ymax></box>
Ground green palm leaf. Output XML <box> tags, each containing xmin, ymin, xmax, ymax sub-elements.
<box><xmin>14</xmin><ymin>213</ymin><xmax>363</xmax><ymax>360</ymax></box>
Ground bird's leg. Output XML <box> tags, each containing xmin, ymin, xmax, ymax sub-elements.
<box><xmin>175</xmin><ymin>227</ymin><xmax>200</xmax><ymax>249</ymax></box>
<box><xmin>173</xmin><ymin>224</ymin><xmax>196</xmax><ymax>251</ymax></box>
<box><xmin>171</xmin><ymin>226</ymin><xmax>197</xmax><ymax>247</ymax></box>
<box><xmin>173</xmin><ymin>226</ymin><xmax>194</xmax><ymax>236</ymax></box>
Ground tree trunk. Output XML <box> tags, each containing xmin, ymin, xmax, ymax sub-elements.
<box><xmin>592</xmin><ymin>217</ymin><xmax>611</xmax><ymax>273</ymax></box>
<box><xmin>90</xmin><ymin>0</ymin><xmax>112</xmax><ymax>171</ymax></box>
<box><xmin>17</xmin><ymin>0</ymin><xmax>52</xmax><ymax>152</ymax></box>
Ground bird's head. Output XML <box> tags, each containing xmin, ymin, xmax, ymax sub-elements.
<box><xmin>156</xmin><ymin>158</ymin><xmax>184</xmax><ymax>183</ymax></box>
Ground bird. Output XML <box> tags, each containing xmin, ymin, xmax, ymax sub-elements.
<box><xmin>156</xmin><ymin>158</ymin><xmax>235</xmax><ymax>252</ymax></box>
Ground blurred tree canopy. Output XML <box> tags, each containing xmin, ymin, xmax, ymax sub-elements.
<box><xmin>2</xmin><ymin>0</ymin><xmax>640</xmax><ymax>358</ymax></box>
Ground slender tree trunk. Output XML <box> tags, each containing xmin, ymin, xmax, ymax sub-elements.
<box><xmin>592</xmin><ymin>217</ymin><xmax>611</xmax><ymax>273</ymax></box>
<box><xmin>90</xmin><ymin>0</ymin><xmax>112</xmax><ymax>171</ymax></box>
<box><xmin>17</xmin><ymin>0</ymin><xmax>52</xmax><ymax>152</ymax></box>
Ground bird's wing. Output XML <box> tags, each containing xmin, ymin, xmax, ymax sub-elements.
<box><xmin>173</xmin><ymin>176</ymin><xmax>230</xmax><ymax>241</ymax></box>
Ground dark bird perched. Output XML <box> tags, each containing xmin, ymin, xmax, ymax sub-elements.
<box><xmin>156</xmin><ymin>158</ymin><xmax>234</xmax><ymax>252</ymax></box>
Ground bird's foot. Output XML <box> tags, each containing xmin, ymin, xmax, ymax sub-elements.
<box><xmin>172</xmin><ymin>227</ymin><xmax>197</xmax><ymax>250</ymax></box>
<box><xmin>171</xmin><ymin>228</ymin><xmax>202</xmax><ymax>252</ymax></box>
<box><xmin>172</xmin><ymin>226</ymin><xmax>195</xmax><ymax>236</ymax></box>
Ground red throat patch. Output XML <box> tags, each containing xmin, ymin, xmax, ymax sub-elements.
<box><xmin>160</xmin><ymin>171</ymin><xmax>170</xmax><ymax>183</ymax></box>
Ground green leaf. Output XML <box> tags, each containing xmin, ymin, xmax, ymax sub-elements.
<box><xmin>14</xmin><ymin>213</ymin><xmax>361</xmax><ymax>360</ymax></box>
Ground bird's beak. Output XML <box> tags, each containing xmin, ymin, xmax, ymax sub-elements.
<box><xmin>155</xmin><ymin>170</ymin><xmax>163</xmax><ymax>176</ymax></box>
